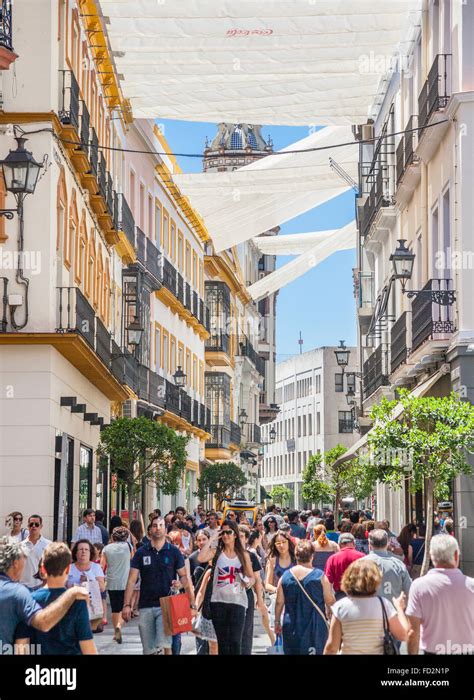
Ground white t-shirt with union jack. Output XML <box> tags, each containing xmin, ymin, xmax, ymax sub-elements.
<box><xmin>210</xmin><ymin>552</ymin><xmax>248</xmax><ymax>608</ymax></box>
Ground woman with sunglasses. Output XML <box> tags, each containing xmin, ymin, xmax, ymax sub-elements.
<box><xmin>197</xmin><ymin>519</ymin><xmax>255</xmax><ymax>655</ymax></box>
<box><xmin>6</xmin><ymin>512</ymin><xmax>28</xmax><ymax>542</ymax></box>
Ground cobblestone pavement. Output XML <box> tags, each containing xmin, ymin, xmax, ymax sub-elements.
<box><xmin>94</xmin><ymin>606</ymin><xmax>272</xmax><ymax>655</ymax></box>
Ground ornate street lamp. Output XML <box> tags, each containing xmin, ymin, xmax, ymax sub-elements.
<box><xmin>239</xmin><ymin>408</ymin><xmax>248</xmax><ymax>429</ymax></box>
<box><xmin>390</xmin><ymin>239</ymin><xmax>455</xmax><ymax>305</ymax></box>
<box><xmin>334</xmin><ymin>340</ymin><xmax>350</xmax><ymax>372</ymax></box>
<box><xmin>1</xmin><ymin>137</ymin><xmax>42</xmax><ymax>203</ymax></box>
<box><xmin>269</xmin><ymin>426</ymin><xmax>276</xmax><ymax>443</ymax></box>
<box><xmin>389</xmin><ymin>239</ymin><xmax>415</xmax><ymax>291</ymax></box>
<box><xmin>346</xmin><ymin>386</ymin><xmax>356</xmax><ymax>406</ymax></box>
<box><xmin>0</xmin><ymin>136</ymin><xmax>45</xmax><ymax>331</ymax></box>
<box><xmin>173</xmin><ymin>365</ymin><xmax>186</xmax><ymax>388</ymax></box>
<box><xmin>126</xmin><ymin>316</ymin><xmax>143</xmax><ymax>347</ymax></box>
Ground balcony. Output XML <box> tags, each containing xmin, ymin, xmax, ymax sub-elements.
<box><xmin>114</xmin><ymin>193</ymin><xmax>136</xmax><ymax>263</ymax></box>
<box><xmin>157</xmin><ymin>258</ymin><xmax>209</xmax><ymax>338</ymax></box>
<box><xmin>0</xmin><ymin>1</ymin><xmax>17</xmax><ymax>69</ymax></box>
<box><xmin>146</xmin><ymin>237</ymin><xmax>162</xmax><ymax>286</ymax></box>
<box><xmin>58</xmin><ymin>70</ymin><xmax>118</xmax><ymax>246</ymax></box>
<box><xmin>363</xmin><ymin>344</ymin><xmax>389</xmax><ymax>400</ymax></box>
<box><xmin>242</xmin><ymin>422</ymin><xmax>261</xmax><ymax>445</ymax></box>
<box><xmin>136</xmin><ymin>227</ymin><xmax>146</xmax><ymax>267</ymax></box>
<box><xmin>230</xmin><ymin>421</ymin><xmax>241</xmax><ymax>446</ymax></box>
<box><xmin>205</xmin><ymin>330</ymin><xmax>232</xmax><ymax>367</ymax></box>
<box><xmin>54</xmin><ymin>287</ymin><xmax>128</xmax><ymax>401</ymax></box>
<box><xmin>162</xmin><ymin>257</ymin><xmax>177</xmax><ymax>295</ymax></box>
<box><xmin>238</xmin><ymin>336</ymin><xmax>266</xmax><ymax>377</ymax></box>
<box><xmin>395</xmin><ymin>115</ymin><xmax>421</xmax><ymax>206</ymax></box>
<box><xmin>390</xmin><ymin>311</ymin><xmax>408</xmax><ymax>375</ymax></box>
<box><xmin>207</xmin><ymin>425</ymin><xmax>232</xmax><ymax>450</ymax></box>
<box><xmin>356</xmin><ymin>271</ymin><xmax>375</xmax><ymax>335</ymax></box>
<box><xmin>417</xmin><ymin>54</ymin><xmax>452</xmax><ymax>162</ymax></box>
<box><xmin>411</xmin><ymin>279</ymin><xmax>455</xmax><ymax>354</ymax></box>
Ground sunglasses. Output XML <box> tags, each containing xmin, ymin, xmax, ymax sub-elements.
<box><xmin>14</xmin><ymin>517</ymin><xmax>23</xmax><ymax>522</ymax></box>
<box><xmin>220</xmin><ymin>530</ymin><xmax>234</xmax><ymax>536</ymax></box>
<box><xmin>28</xmin><ymin>522</ymin><xmax>41</xmax><ymax>528</ymax></box>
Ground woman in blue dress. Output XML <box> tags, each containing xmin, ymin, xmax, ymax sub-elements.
<box><xmin>274</xmin><ymin>541</ymin><xmax>335</xmax><ymax>655</ymax></box>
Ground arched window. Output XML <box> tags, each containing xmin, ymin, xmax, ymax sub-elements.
<box><xmin>76</xmin><ymin>210</ymin><xmax>87</xmax><ymax>285</ymax></box>
<box><xmin>56</xmin><ymin>167</ymin><xmax>67</xmax><ymax>255</ymax></box>
<box><xmin>87</xmin><ymin>236</ymin><xmax>96</xmax><ymax>301</ymax></box>
<box><xmin>104</xmin><ymin>259</ymin><xmax>110</xmax><ymax>325</ymax></box>
<box><xmin>96</xmin><ymin>248</ymin><xmax>103</xmax><ymax>314</ymax></box>
<box><xmin>66</xmin><ymin>188</ymin><xmax>78</xmax><ymax>271</ymax></box>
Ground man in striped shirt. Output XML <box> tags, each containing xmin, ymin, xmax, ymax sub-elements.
<box><xmin>71</xmin><ymin>509</ymin><xmax>103</xmax><ymax>545</ymax></box>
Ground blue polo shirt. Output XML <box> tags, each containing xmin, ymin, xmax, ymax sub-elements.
<box><xmin>15</xmin><ymin>587</ymin><xmax>92</xmax><ymax>655</ymax></box>
<box><xmin>131</xmin><ymin>541</ymin><xmax>185</xmax><ymax>609</ymax></box>
<box><xmin>0</xmin><ymin>574</ymin><xmax>41</xmax><ymax>651</ymax></box>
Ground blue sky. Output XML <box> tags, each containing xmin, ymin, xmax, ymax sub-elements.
<box><xmin>157</xmin><ymin>119</ymin><xmax>357</xmax><ymax>358</ymax></box>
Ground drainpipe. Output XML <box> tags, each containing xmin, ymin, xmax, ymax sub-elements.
<box><xmin>0</xmin><ymin>277</ymin><xmax>8</xmax><ymax>332</ymax></box>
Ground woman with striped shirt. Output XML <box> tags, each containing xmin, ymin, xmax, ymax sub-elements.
<box><xmin>323</xmin><ymin>559</ymin><xmax>409</xmax><ymax>654</ymax></box>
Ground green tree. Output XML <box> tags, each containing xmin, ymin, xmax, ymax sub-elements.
<box><xmin>196</xmin><ymin>462</ymin><xmax>247</xmax><ymax>509</ymax></box>
<box><xmin>301</xmin><ymin>445</ymin><xmax>368</xmax><ymax>522</ymax></box>
<box><xmin>365</xmin><ymin>390</ymin><xmax>474</xmax><ymax>574</ymax></box>
<box><xmin>269</xmin><ymin>485</ymin><xmax>293</xmax><ymax>508</ymax></box>
<box><xmin>97</xmin><ymin>416</ymin><xmax>188</xmax><ymax>520</ymax></box>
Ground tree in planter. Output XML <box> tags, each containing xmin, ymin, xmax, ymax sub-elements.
<box><xmin>301</xmin><ymin>446</ymin><xmax>371</xmax><ymax>523</ymax></box>
<box><xmin>365</xmin><ymin>390</ymin><xmax>474</xmax><ymax>575</ymax></box>
<box><xmin>269</xmin><ymin>485</ymin><xmax>294</xmax><ymax>509</ymax></box>
<box><xmin>196</xmin><ymin>462</ymin><xmax>247</xmax><ymax>509</ymax></box>
<box><xmin>97</xmin><ymin>416</ymin><xmax>188</xmax><ymax>521</ymax></box>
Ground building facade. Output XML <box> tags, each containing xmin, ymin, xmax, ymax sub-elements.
<box><xmin>351</xmin><ymin>0</ymin><xmax>474</xmax><ymax>571</ymax></box>
<box><xmin>260</xmin><ymin>346</ymin><xmax>358</xmax><ymax>508</ymax></box>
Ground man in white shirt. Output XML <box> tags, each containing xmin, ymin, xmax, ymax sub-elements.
<box><xmin>20</xmin><ymin>515</ymin><xmax>51</xmax><ymax>590</ymax></box>
<box><xmin>71</xmin><ymin>509</ymin><xmax>103</xmax><ymax>546</ymax></box>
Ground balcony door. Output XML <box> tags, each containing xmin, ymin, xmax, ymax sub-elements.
<box><xmin>79</xmin><ymin>445</ymin><xmax>93</xmax><ymax>521</ymax></box>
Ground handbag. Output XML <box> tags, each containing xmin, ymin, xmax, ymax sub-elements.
<box><xmin>378</xmin><ymin>596</ymin><xmax>399</xmax><ymax>655</ymax></box>
<box><xmin>290</xmin><ymin>570</ymin><xmax>329</xmax><ymax>630</ymax></box>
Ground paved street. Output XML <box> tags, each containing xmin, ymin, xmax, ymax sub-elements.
<box><xmin>95</xmin><ymin>606</ymin><xmax>272</xmax><ymax>655</ymax></box>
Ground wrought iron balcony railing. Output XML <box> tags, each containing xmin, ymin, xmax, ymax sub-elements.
<box><xmin>363</xmin><ymin>344</ymin><xmax>389</xmax><ymax>399</ymax></box>
<box><xmin>114</xmin><ymin>193</ymin><xmax>135</xmax><ymax>248</ymax></box>
<box><xmin>243</xmin><ymin>422</ymin><xmax>261</xmax><ymax>445</ymax></box>
<box><xmin>238</xmin><ymin>336</ymin><xmax>265</xmax><ymax>376</ymax></box>
<box><xmin>418</xmin><ymin>54</ymin><xmax>452</xmax><ymax>133</ymax></box>
<box><xmin>180</xmin><ymin>392</ymin><xmax>192</xmax><ymax>423</ymax></box>
<box><xmin>98</xmin><ymin>152</ymin><xmax>107</xmax><ymax>202</ymax></box>
<box><xmin>80</xmin><ymin>101</ymin><xmax>90</xmax><ymax>161</ymax></box>
<box><xmin>0</xmin><ymin>0</ymin><xmax>13</xmax><ymax>52</ymax></box>
<box><xmin>390</xmin><ymin>311</ymin><xmax>408</xmax><ymax>374</ymax></box>
<box><xmin>411</xmin><ymin>279</ymin><xmax>455</xmax><ymax>353</ymax></box>
<box><xmin>162</xmin><ymin>257</ymin><xmax>177</xmax><ymax>295</ymax></box>
<box><xmin>59</xmin><ymin>70</ymin><xmax>80</xmax><ymax>131</ymax></box>
<box><xmin>136</xmin><ymin>227</ymin><xmax>146</xmax><ymax>267</ymax></box>
<box><xmin>205</xmin><ymin>330</ymin><xmax>231</xmax><ymax>354</ymax></box>
<box><xmin>146</xmin><ymin>237</ymin><xmax>161</xmax><ymax>283</ymax></box>
<box><xmin>89</xmin><ymin>127</ymin><xmax>99</xmax><ymax>179</ymax></box>
<box><xmin>165</xmin><ymin>379</ymin><xmax>180</xmax><ymax>415</ymax></box>
<box><xmin>396</xmin><ymin>115</ymin><xmax>419</xmax><ymax>186</ymax></box>
<box><xmin>230</xmin><ymin>421</ymin><xmax>241</xmax><ymax>445</ymax></box>
<box><xmin>207</xmin><ymin>425</ymin><xmax>232</xmax><ymax>449</ymax></box>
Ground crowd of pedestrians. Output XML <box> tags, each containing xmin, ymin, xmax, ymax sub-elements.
<box><xmin>1</xmin><ymin>504</ymin><xmax>473</xmax><ymax>656</ymax></box>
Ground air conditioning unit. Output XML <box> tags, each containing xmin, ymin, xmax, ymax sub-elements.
<box><xmin>361</xmin><ymin>123</ymin><xmax>375</xmax><ymax>142</ymax></box>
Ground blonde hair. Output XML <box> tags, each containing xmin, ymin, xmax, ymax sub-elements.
<box><xmin>314</xmin><ymin>524</ymin><xmax>328</xmax><ymax>548</ymax></box>
<box><xmin>341</xmin><ymin>559</ymin><xmax>381</xmax><ymax>596</ymax></box>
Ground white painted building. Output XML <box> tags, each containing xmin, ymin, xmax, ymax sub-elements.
<box><xmin>260</xmin><ymin>346</ymin><xmax>358</xmax><ymax>508</ymax></box>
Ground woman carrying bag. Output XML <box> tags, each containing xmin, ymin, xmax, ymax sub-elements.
<box><xmin>275</xmin><ymin>540</ymin><xmax>335</xmax><ymax>655</ymax></box>
<box><xmin>197</xmin><ymin>519</ymin><xmax>255</xmax><ymax>655</ymax></box>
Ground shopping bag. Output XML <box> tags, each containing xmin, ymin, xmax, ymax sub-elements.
<box><xmin>267</xmin><ymin>633</ymin><xmax>284</xmax><ymax>655</ymax></box>
<box><xmin>160</xmin><ymin>593</ymin><xmax>193</xmax><ymax>635</ymax></box>
<box><xmin>85</xmin><ymin>579</ymin><xmax>103</xmax><ymax>621</ymax></box>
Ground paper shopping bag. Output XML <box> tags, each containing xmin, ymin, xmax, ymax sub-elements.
<box><xmin>160</xmin><ymin>593</ymin><xmax>193</xmax><ymax>635</ymax></box>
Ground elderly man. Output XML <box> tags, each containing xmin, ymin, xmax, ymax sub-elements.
<box><xmin>406</xmin><ymin>535</ymin><xmax>474</xmax><ymax>655</ymax></box>
<box><xmin>324</xmin><ymin>533</ymin><xmax>365</xmax><ymax>600</ymax></box>
<box><xmin>0</xmin><ymin>537</ymin><xmax>88</xmax><ymax>654</ymax></box>
<box><xmin>365</xmin><ymin>529</ymin><xmax>412</xmax><ymax>600</ymax></box>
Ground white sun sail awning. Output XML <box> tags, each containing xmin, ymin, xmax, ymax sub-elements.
<box><xmin>173</xmin><ymin>126</ymin><xmax>358</xmax><ymax>251</ymax></box>
<box><xmin>99</xmin><ymin>0</ymin><xmax>421</xmax><ymax>125</ymax></box>
<box><xmin>247</xmin><ymin>222</ymin><xmax>356</xmax><ymax>299</ymax></box>
<box><xmin>253</xmin><ymin>230</ymin><xmax>336</xmax><ymax>255</ymax></box>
